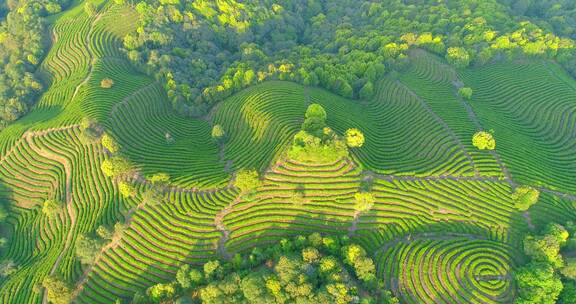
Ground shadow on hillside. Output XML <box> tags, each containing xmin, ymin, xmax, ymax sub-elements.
<box><xmin>0</xmin><ymin>181</ymin><xmax>13</xmax><ymax>256</ymax></box>
<box><xmin>219</xmin><ymin>205</ymin><xmax>522</xmax><ymax>302</ymax></box>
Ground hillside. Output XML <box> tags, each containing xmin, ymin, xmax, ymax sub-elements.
<box><xmin>0</xmin><ymin>1</ymin><xmax>575</xmax><ymax>304</ymax></box>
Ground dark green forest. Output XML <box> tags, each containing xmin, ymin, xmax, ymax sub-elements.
<box><xmin>1</xmin><ymin>0</ymin><xmax>576</xmax><ymax>125</ymax></box>
<box><xmin>121</xmin><ymin>0</ymin><xmax>576</xmax><ymax>116</ymax></box>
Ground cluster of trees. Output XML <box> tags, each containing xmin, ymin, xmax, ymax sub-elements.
<box><xmin>515</xmin><ymin>222</ymin><xmax>576</xmax><ymax>303</ymax></box>
<box><xmin>97</xmin><ymin>127</ymin><xmax>133</xmax><ymax>179</ymax></box>
<box><xmin>75</xmin><ymin>221</ymin><xmax>127</xmax><ymax>267</ymax></box>
<box><xmin>41</xmin><ymin>275</ymin><xmax>73</xmax><ymax>304</ymax></box>
<box><xmin>497</xmin><ymin>0</ymin><xmax>576</xmax><ymax>77</ymax></box>
<box><xmin>0</xmin><ymin>0</ymin><xmax>72</xmax><ymax>130</ymax></box>
<box><xmin>288</xmin><ymin>103</ymin><xmax>363</xmax><ymax>163</ymax></box>
<box><xmin>500</xmin><ymin>0</ymin><xmax>576</xmax><ymax>39</ymax></box>
<box><xmin>124</xmin><ymin>0</ymin><xmax>576</xmax><ymax>117</ymax></box>
<box><xmin>131</xmin><ymin>233</ymin><xmax>398</xmax><ymax>304</ymax></box>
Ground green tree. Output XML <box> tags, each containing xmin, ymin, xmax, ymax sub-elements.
<box><xmin>203</xmin><ymin>260</ymin><xmax>221</xmax><ymax>280</ymax></box>
<box><xmin>0</xmin><ymin>204</ymin><xmax>7</xmax><ymax>222</ymax></box>
<box><xmin>96</xmin><ymin>225</ymin><xmax>113</xmax><ymax>240</ymax></box>
<box><xmin>302</xmin><ymin>247</ymin><xmax>321</xmax><ymax>263</ymax></box>
<box><xmin>559</xmin><ymin>281</ymin><xmax>576</xmax><ymax>304</ymax></box>
<box><xmin>75</xmin><ymin>234</ymin><xmax>103</xmax><ymax>265</ymax></box>
<box><xmin>119</xmin><ymin>181</ymin><xmax>136</xmax><ymax>198</ymax></box>
<box><xmin>147</xmin><ymin>283</ymin><xmax>176</xmax><ymax>303</ymax></box>
<box><xmin>345</xmin><ymin>128</ymin><xmax>365</xmax><ymax>148</ymax></box>
<box><xmin>359</xmin><ymin>82</ymin><xmax>374</xmax><ymax>99</ymax></box>
<box><xmin>189</xmin><ymin>268</ymin><xmax>203</xmax><ymax>287</ymax></box>
<box><xmin>148</xmin><ymin>172</ymin><xmax>170</xmax><ymax>185</ymax></box>
<box><xmin>84</xmin><ymin>2</ymin><xmax>96</xmax><ymax>16</ymax></box>
<box><xmin>101</xmin><ymin>157</ymin><xmax>132</xmax><ymax>177</ymax></box>
<box><xmin>354</xmin><ymin>192</ymin><xmax>375</xmax><ymax>212</ymax></box>
<box><xmin>561</xmin><ymin>258</ymin><xmax>576</xmax><ymax>280</ymax></box>
<box><xmin>233</xmin><ymin>169</ymin><xmax>262</xmax><ymax>193</ymax></box>
<box><xmin>42</xmin><ymin>200</ymin><xmax>62</xmax><ymax>217</ymax></box>
<box><xmin>211</xmin><ymin>124</ymin><xmax>225</xmax><ymax>140</ymax></box>
<box><xmin>241</xmin><ymin>272</ymin><xmax>273</xmax><ymax>303</ymax></box>
<box><xmin>353</xmin><ymin>256</ymin><xmax>376</xmax><ymax>282</ymax></box>
<box><xmin>472</xmin><ymin>131</ymin><xmax>496</xmax><ymax>150</ymax></box>
<box><xmin>0</xmin><ymin>259</ymin><xmax>17</xmax><ymax>277</ymax></box>
<box><xmin>513</xmin><ymin>186</ymin><xmax>540</xmax><ymax>211</ymax></box>
<box><xmin>101</xmin><ymin>133</ymin><xmax>119</xmax><ymax>154</ymax></box>
<box><xmin>302</xmin><ymin>104</ymin><xmax>327</xmax><ymax>135</ymax></box>
<box><xmin>446</xmin><ymin>47</ymin><xmax>471</xmax><ymax>68</ymax></box>
<box><xmin>42</xmin><ymin>276</ymin><xmax>73</xmax><ymax>304</ymax></box>
<box><xmin>177</xmin><ymin>264</ymin><xmax>192</xmax><ymax>289</ymax></box>
<box><xmin>100</xmin><ymin>78</ymin><xmax>114</xmax><ymax>89</ymax></box>
<box><xmin>458</xmin><ymin>87</ymin><xmax>473</xmax><ymax>100</ymax></box>
<box><xmin>514</xmin><ymin>262</ymin><xmax>563</xmax><ymax>304</ymax></box>
<box><xmin>524</xmin><ymin>234</ymin><xmax>563</xmax><ymax>268</ymax></box>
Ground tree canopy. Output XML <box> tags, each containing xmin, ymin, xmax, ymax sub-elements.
<box><xmin>101</xmin><ymin>156</ymin><xmax>132</xmax><ymax>178</ymax></box>
<box><xmin>515</xmin><ymin>222</ymin><xmax>576</xmax><ymax>304</ymax></box>
<box><xmin>137</xmin><ymin>233</ymin><xmax>394</xmax><ymax>303</ymax></box>
<box><xmin>42</xmin><ymin>276</ymin><xmax>73</xmax><ymax>304</ymax></box>
<box><xmin>0</xmin><ymin>0</ymin><xmax>71</xmax><ymax>130</ymax></box>
<box><xmin>345</xmin><ymin>128</ymin><xmax>365</xmax><ymax>148</ymax></box>
<box><xmin>233</xmin><ymin>169</ymin><xmax>262</xmax><ymax>193</ymax></box>
<box><xmin>122</xmin><ymin>0</ymin><xmax>576</xmax><ymax>117</ymax></box>
<box><xmin>513</xmin><ymin>186</ymin><xmax>540</xmax><ymax>211</ymax></box>
<box><xmin>472</xmin><ymin>131</ymin><xmax>496</xmax><ymax>150</ymax></box>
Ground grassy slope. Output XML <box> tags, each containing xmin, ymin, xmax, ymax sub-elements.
<box><xmin>0</xmin><ymin>2</ymin><xmax>575</xmax><ymax>304</ymax></box>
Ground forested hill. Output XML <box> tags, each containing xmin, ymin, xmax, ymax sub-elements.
<box><xmin>0</xmin><ymin>1</ymin><xmax>576</xmax><ymax>303</ymax></box>
<box><xmin>122</xmin><ymin>0</ymin><xmax>576</xmax><ymax>117</ymax></box>
<box><xmin>0</xmin><ymin>0</ymin><xmax>73</xmax><ymax>128</ymax></box>
<box><xmin>2</xmin><ymin>0</ymin><xmax>576</xmax><ymax>129</ymax></box>
<box><xmin>498</xmin><ymin>0</ymin><xmax>576</xmax><ymax>38</ymax></box>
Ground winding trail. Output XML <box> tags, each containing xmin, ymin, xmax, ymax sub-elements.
<box><xmin>523</xmin><ymin>211</ymin><xmax>535</xmax><ymax>230</ymax></box>
<box><xmin>109</xmin><ymin>81</ymin><xmax>159</xmax><ymax>116</ymax></box>
<box><xmin>23</xmin><ymin>126</ymin><xmax>79</xmax><ymax>304</ymax></box>
<box><xmin>369</xmin><ymin>171</ymin><xmax>576</xmax><ymax>201</ymax></box>
<box><xmin>69</xmin><ymin>13</ymin><xmax>102</xmax><ymax>102</ymax></box>
<box><xmin>304</xmin><ymin>86</ymin><xmax>311</xmax><ymax>106</ymax></box>
<box><xmin>214</xmin><ymin>199</ymin><xmax>238</xmax><ymax>260</ymax></box>
<box><xmin>397</xmin><ymin>81</ymin><xmax>479</xmax><ymax>176</ymax></box>
<box><xmin>127</xmin><ymin>172</ymin><xmax>230</xmax><ymax>194</ymax></box>
<box><xmin>73</xmin><ymin>200</ymin><xmax>145</xmax><ymax>298</ymax></box>
<box><xmin>372</xmin><ymin>232</ymin><xmax>489</xmax><ymax>258</ymax></box>
<box><xmin>370</xmin><ymin>172</ymin><xmax>504</xmax><ymax>183</ymax></box>
<box><xmin>348</xmin><ymin>210</ymin><xmax>361</xmax><ymax>237</ymax></box>
<box><xmin>453</xmin><ymin>88</ymin><xmax>516</xmax><ymax>188</ymax></box>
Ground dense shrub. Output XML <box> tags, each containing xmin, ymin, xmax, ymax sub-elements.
<box><xmin>137</xmin><ymin>234</ymin><xmax>393</xmax><ymax>303</ymax></box>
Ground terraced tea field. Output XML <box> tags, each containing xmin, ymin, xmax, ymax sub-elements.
<box><xmin>0</xmin><ymin>1</ymin><xmax>575</xmax><ymax>304</ymax></box>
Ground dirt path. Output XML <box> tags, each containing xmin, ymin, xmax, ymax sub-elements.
<box><xmin>348</xmin><ymin>210</ymin><xmax>361</xmax><ymax>237</ymax></box>
<box><xmin>397</xmin><ymin>81</ymin><xmax>479</xmax><ymax>176</ymax></box>
<box><xmin>373</xmin><ymin>232</ymin><xmax>489</xmax><ymax>258</ymax></box>
<box><xmin>214</xmin><ymin>199</ymin><xmax>239</xmax><ymax>260</ymax></box>
<box><xmin>371</xmin><ymin>172</ymin><xmax>503</xmax><ymax>183</ymax></box>
<box><xmin>70</xmin><ymin>13</ymin><xmax>102</xmax><ymax>102</ymax></box>
<box><xmin>0</xmin><ymin>124</ymin><xmax>80</xmax><ymax>165</ymax></box>
<box><xmin>455</xmin><ymin>91</ymin><xmax>516</xmax><ymax>187</ymax></box>
<box><xmin>73</xmin><ymin>200</ymin><xmax>145</xmax><ymax>298</ymax></box>
<box><xmin>304</xmin><ymin>86</ymin><xmax>311</xmax><ymax>106</ymax></box>
<box><xmin>24</xmin><ymin>128</ymin><xmax>78</xmax><ymax>304</ymax></box>
<box><xmin>127</xmin><ymin>173</ymin><xmax>230</xmax><ymax>194</ymax></box>
<box><xmin>109</xmin><ymin>81</ymin><xmax>159</xmax><ymax>116</ymax></box>
<box><xmin>0</xmin><ymin>137</ymin><xmax>25</xmax><ymax>165</ymax></box>
<box><xmin>523</xmin><ymin>211</ymin><xmax>535</xmax><ymax>230</ymax></box>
